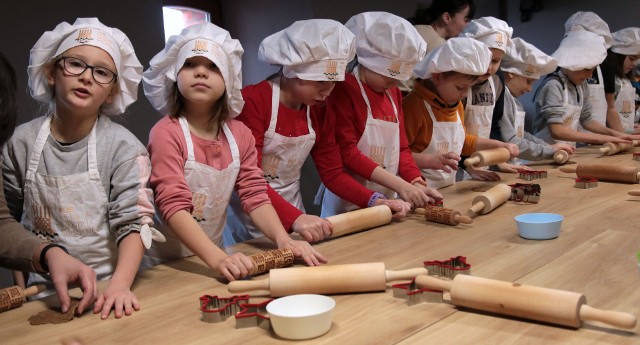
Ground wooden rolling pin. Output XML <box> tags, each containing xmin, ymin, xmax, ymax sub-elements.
<box><xmin>228</xmin><ymin>263</ymin><xmax>427</xmax><ymax>297</ymax></box>
<box><xmin>326</xmin><ymin>205</ymin><xmax>392</xmax><ymax>238</ymax></box>
<box><xmin>553</xmin><ymin>150</ymin><xmax>570</xmax><ymax>164</ymax></box>
<box><xmin>560</xmin><ymin>164</ymin><xmax>640</xmax><ymax>184</ymax></box>
<box><xmin>249</xmin><ymin>248</ymin><xmax>294</xmax><ymax>275</ymax></box>
<box><xmin>415</xmin><ymin>207</ymin><xmax>473</xmax><ymax>226</ymax></box>
<box><xmin>0</xmin><ymin>285</ymin><xmax>46</xmax><ymax>312</ymax></box>
<box><xmin>464</xmin><ymin>148</ymin><xmax>510</xmax><ymax>168</ymax></box>
<box><xmin>467</xmin><ymin>184</ymin><xmax>511</xmax><ymax>217</ymax></box>
<box><xmin>599</xmin><ymin>140</ymin><xmax>639</xmax><ymax>156</ymax></box>
<box><xmin>416</xmin><ymin>275</ymin><xmax>636</xmax><ymax>329</ymax></box>
<box><xmin>628</xmin><ymin>190</ymin><xmax>640</xmax><ymax>196</ymax></box>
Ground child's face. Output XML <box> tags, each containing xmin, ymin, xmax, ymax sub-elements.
<box><xmin>563</xmin><ymin>68</ymin><xmax>595</xmax><ymax>85</ymax></box>
<box><xmin>362</xmin><ymin>68</ymin><xmax>399</xmax><ymax>93</ymax></box>
<box><xmin>623</xmin><ymin>55</ymin><xmax>639</xmax><ymax>75</ymax></box>
<box><xmin>177</xmin><ymin>56</ymin><xmax>226</xmax><ymax>107</ymax></box>
<box><xmin>505</xmin><ymin>73</ymin><xmax>535</xmax><ymax>97</ymax></box>
<box><xmin>47</xmin><ymin>45</ymin><xmax>116</xmax><ymax>115</ymax></box>
<box><xmin>477</xmin><ymin>48</ymin><xmax>505</xmax><ymax>83</ymax></box>
<box><xmin>431</xmin><ymin>72</ymin><xmax>477</xmax><ymax>105</ymax></box>
<box><xmin>444</xmin><ymin>6</ymin><xmax>472</xmax><ymax>38</ymax></box>
<box><xmin>291</xmin><ymin>79</ymin><xmax>336</xmax><ymax>106</ymax></box>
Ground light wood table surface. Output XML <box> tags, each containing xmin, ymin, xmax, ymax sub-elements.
<box><xmin>1</xmin><ymin>146</ymin><xmax>639</xmax><ymax>344</ymax></box>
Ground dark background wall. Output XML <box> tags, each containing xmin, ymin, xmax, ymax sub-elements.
<box><xmin>1</xmin><ymin>0</ymin><xmax>638</xmax><ymax>286</ymax></box>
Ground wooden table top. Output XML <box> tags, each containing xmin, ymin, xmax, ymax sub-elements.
<box><xmin>1</xmin><ymin>146</ymin><xmax>639</xmax><ymax>344</ymax></box>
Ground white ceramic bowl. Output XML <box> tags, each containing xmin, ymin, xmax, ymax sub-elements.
<box><xmin>515</xmin><ymin>213</ymin><xmax>564</xmax><ymax>240</ymax></box>
<box><xmin>267</xmin><ymin>294</ymin><xmax>335</xmax><ymax>340</ymax></box>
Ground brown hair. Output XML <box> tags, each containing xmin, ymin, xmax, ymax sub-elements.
<box><xmin>440</xmin><ymin>70</ymin><xmax>480</xmax><ymax>82</ymax></box>
<box><xmin>167</xmin><ymin>82</ymin><xmax>229</xmax><ymax>134</ymax></box>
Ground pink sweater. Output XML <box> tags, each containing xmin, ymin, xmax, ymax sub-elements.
<box><xmin>148</xmin><ymin>116</ymin><xmax>270</xmax><ymax>222</ymax></box>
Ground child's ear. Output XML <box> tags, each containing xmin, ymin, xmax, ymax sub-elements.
<box><xmin>45</xmin><ymin>65</ymin><xmax>56</xmax><ymax>87</ymax></box>
<box><xmin>431</xmin><ymin>72</ymin><xmax>443</xmax><ymax>85</ymax></box>
<box><xmin>104</xmin><ymin>86</ymin><xmax>116</xmax><ymax>104</ymax></box>
<box><xmin>442</xmin><ymin>12</ymin><xmax>451</xmax><ymax>25</ymax></box>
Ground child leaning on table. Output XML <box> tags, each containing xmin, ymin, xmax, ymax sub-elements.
<box><xmin>403</xmin><ymin>37</ymin><xmax>519</xmax><ymax>190</ymax></box>
<box><xmin>492</xmin><ymin>37</ymin><xmax>575</xmax><ymax>161</ymax></box>
<box><xmin>141</xmin><ymin>23</ymin><xmax>326</xmax><ymax>280</ymax></box>
<box><xmin>2</xmin><ymin>18</ymin><xmax>162</xmax><ymax>319</ymax></box>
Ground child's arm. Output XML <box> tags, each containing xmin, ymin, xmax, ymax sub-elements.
<box><xmin>94</xmin><ymin>232</ymin><xmax>143</xmax><ymax>319</ymax></box>
<box><xmin>605</xmin><ymin>93</ymin><xmax>626</xmax><ymax>133</ymax></box>
<box><xmin>248</xmin><ymin>204</ymin><xmax>327</xmax><ymax>266</ymax></box>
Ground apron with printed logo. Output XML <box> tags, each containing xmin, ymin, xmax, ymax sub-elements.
<box><xmin>536</xmin><ymin>83</ymin><xmax>581</xmax><ymax>148</ymax></box>
<box><xmin>420</xmin><ymin>102</ymin><xmax>466</xmax><ymax>189</ymax></box>
<box><xmin>615</xmin><ymin>77</ymin><xmax>636</xmax><ymax>133</ymax></box>
<box><xmin>321</xmin><ymin>67</ymin><xmax>400</xmax><ymax>217</ymax></box>
<box><xmin>224</xmin><ymin>78</ymin><xmax>316</xmax><ymax>242</ymax></box>
<box><xmin>23</xmin><ymin>116</ymin><xmax>115</xmax><ymax>294</ymax></box>
<box><xmin>146</xmin><ymin>117</ymin><xmax>240</xmax><ymax>264</ymax></box>
<box><xmin>464</xmin><ymin>77</ymin><xmax>496</xmax><ymax>139</ymax></box>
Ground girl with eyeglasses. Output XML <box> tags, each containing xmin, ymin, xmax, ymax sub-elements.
<box><xmin>2</xmin><ymin>18</ymin><xmax>162</xmax><ymax>320</ymax></box>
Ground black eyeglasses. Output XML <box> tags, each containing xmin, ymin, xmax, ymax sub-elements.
<box><xmin>57</xmin><ymin>56</ymin><xmax>117</xmax><ymax>84</ymax></box>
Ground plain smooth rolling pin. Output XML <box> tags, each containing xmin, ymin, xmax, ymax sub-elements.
<box><xmin>464</xmin><ymin>148</ymin><xmax>510</xmax><ymax>168</ymax></box>
<box><xmin>560</xmin><ymin>164</ymin><xmax>640</xmax><ymax>184</ymax></box>
<box><xmin>553</xmin><ymin>150</ymin><xmax>570</xmax><ymax>164</ymax></box>
<box><xmin>0</xmin><ymin>285</ymin><xmax>46</xmax><ymax>312</ymax></box>
<box><xmin>249</xmin><ymin>248</ymin><xmax>294</xmax><ymax>275</ymax></box>
<box><xmin>228</xmin><ymin>263</ymin><xmax>427</xmax><ymax>297</ymax></box>
<box><xmin>415</xmin><ymin>275</ymin><xmax>636</xmax><ymax>329</ymax></box>
<box><xmin>599</xmin><ymin>140</ymin><xmax>639</xmax><ymax>156</ymax></box>
<box><xmin>628</xmin><ymin>190</ymin><xmax>640</xmax><ymax>196</ymax></box>
<box><xmin>326</xmin><ymin>205</ymin><xmax>392</xmax><ymax>238</ymax></box>
<box><xmin>467</xmin><ymin>184</ymin><xmax>512</xmax><ymax>217</ymax></box>
<box><xmin>415</xmin><ymin>207</ymin><xmax>473</xmax><ymax>226</ymax></box>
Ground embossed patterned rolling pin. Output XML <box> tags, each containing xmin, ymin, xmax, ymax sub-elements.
<box><xmin>553</xmin><ymin>150</ymin><xmax>570</xmax><ymax>164</ymax></box>
<box><xmin>415</xmin><ymin>207</ymin><xmax>473</xmax><ymax>226</ymax></box>
<box><xmin>464</xmin><ymin>148</ymin><xmax>510</xmax><ymax>168</ymax></box>
<box><xmin>325</xmin><ymin>205</ymin><xmax>392</xmax><ymax>238</ymax></box>
<box><xmin>467</xmin><ymin>184</ymin><xmax>512</xmax><ymax>217</ymax></box>
<box><xmin>249</xmin><ymin>248</ymin><xmax>295</xmax><ymax>275</ymax></box>
<box><xmin>0</xmin><ymin>285</ymin><xmax>46</xmax><ymax>312</ymax></box>
<box><xmin>415</xmin><ymin>275</ymin><xmax>636</xmax><ymax>329</ymax></box>
<box><xmin>598</xmin><ymin>140</ymin><xmax>639</xmax><ymax>156</ymax></box>
<box><xmin>560</xmin><ymin>164</ymin><xmax>640</xmax><ymax>184</ymax></box>
<box><xmin>228</xmin><ymin>263</ymin><xmax>427</xmax><ymax>297</ymax></box>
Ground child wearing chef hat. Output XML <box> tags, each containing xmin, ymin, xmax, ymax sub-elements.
<box><xmin>533</xmin><ymin>30</ymin><xmax>637</xmax><ymax>146</ymax></box>
<box><xmin>2</xmin><ymin>17</ymin><xmax>161</xmax><ymax>319</ymax></box>
<box><xmin>458</xmin><ymin>17</ymin><xmax>527</xmax><ymax>175</ymax></box>
<box><xmin>563</xmin><ymin>11</ymin><xmax>613</xmax><ymax>129</ymax></box>
<box><xmin>224</xmin><ymin>19</ymin><xmax>412</xmax><ymax>245</ymax></box>
<box><xmin>142</xmin><ymin>22</ymin><xmax>326</xmax><ymax>280</ymax></box>
<box><xmin>403</xmin><ymin>37</ymin><xmax>519</xmax><ymax>189</ymax></box>
<box><xmin>602</xmin><ymin>27</ymin><xmax>640</xmax><ymax>134</ymax></box>
<box><xmin>494</xmin><ymin>37</ymin><xmax>575</xmax><ymax>161</ymax></box>
<box><xmin>321</xmin><ymin>11</ymin><xmax>442</xmax><ymax>217</ymax></box>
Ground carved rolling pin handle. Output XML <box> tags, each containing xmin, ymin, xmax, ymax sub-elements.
<box><xmin>553</xmin><ymin>150</ymin><xmax>569</xmax><ymax>164</ymax></box>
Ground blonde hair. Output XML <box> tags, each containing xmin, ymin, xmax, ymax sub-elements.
<box><xmin>167</xmin><ymin>82</ymin><xmax>229</xmax><ymax>134</ymax></box>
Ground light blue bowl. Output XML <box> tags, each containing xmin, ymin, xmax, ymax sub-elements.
<box><xmin>515</xmin><ymin>213</ymin><xmax>564</xmax><ymax>240</ymax></box>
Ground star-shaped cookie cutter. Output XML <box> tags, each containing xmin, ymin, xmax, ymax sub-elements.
<box><xmin>199</xmin><ymin>294</ymin><xmax>272</xmax><ymax>329</ymax></box>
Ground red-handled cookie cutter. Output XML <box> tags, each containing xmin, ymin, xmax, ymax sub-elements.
<box><xmin>199</xmin><ymin>294</ymin><xmax>272</xmax><ymax>329</ymax></box>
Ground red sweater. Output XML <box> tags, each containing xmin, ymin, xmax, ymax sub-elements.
<box><xmin>238</xmin><ymin>80</ymin><xmax>375</xmax><ymax>230</ymax></box>
<box><xmin>327</xmin><ymin>73</ymin><xmax>423</xmax><ymax>183</ymax></box>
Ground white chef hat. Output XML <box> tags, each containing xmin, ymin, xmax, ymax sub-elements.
<box><xmin>500</xmin><ymin>38</ymin><xmax>557</xmax><ymax>79</ymax></box>
<box><xmin>413</xmin><ymin>37</ymin><xmax>491</xmax><ymax>79</ymax></box>
<box><xmin>345</xmin><ymin>12</ymin><xmax>427</xmax><ymax>81</ymax></box>
<box><xmin>28</xmin><ymin>17</ymin><xmax>142</xmax><ymax>116</ymax></box>
<box><xmin>564</xmin><ymin>11</ymin><xmax>612</xmax><ymax>49</ymax></box>
<box><xmin>459</xmin><ymin>16</ymin><xmax>513</xmax><ymax>52</ymax></box>
<box><xmin>258</xmin><ymin>19</ymin><xmax>355</xmax><ymax>82</ymax></box>
<box><xmin>143</xmin><ymin>22</ymin><xmax>244</xmax><ymax>117</ymax></box>
<box><xmin>611</xmin><ymin>28</ymin><xmax>640</xmax><ymax>56</ymax></box>
<box><xmin>552</xmin><ymin>30</ymin><xmax>607</xmax><ymax>71</ymax></box>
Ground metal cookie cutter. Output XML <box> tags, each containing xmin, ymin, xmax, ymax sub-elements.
<box><xmin>392</xmin><ymin>279</ymin><xmax>443</xmax><ymax>306</ymax></box>
<box><xmin>199</xmin><ymin>294</ymin><xmax>272</xmax><ymax>329</ymax></box>
<box><xmin>424</xmin><ymin>256</ymin><xmax>471</xmax><ymax>279</ymax></box>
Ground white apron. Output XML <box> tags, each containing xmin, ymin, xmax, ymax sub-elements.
<box><xmin>506</xmin><ymin>89</ymin><xmax>527</xmax><ymax>165</ymax></box>
<box><xmin>224</xmin><ymin>78</ymin><xmax>315</xmax><ymax>243</ymax></box>
<box><xmin>23</xmin><ymin>116</ymin><xmax>116</xmax><ymax>293</ymax></box>
<box><xmin>580</xmin><ymin>66</ymin><xmax>607</xmax><ymax>130</ymax></box>
<box><xmin>321</xmin><ymin>67</ymin><xmax>400</xmax><ymax>217</ymax></box>
<box><xmin>464</xmin><ymin>77</ymin><xmax>496</xmax><ymax>139</ymax></box>
<box><xmin>145</xmin><ymin>117</ymin><xmax>240</xmax><ymax>264</ymax></box>
<box><xmin>420</xmin><ymin>102</ymin><xmax>466</xmax><ymax>189</ymax></box>
<box><xmin>536</xmin><ymin>83</ymin><xmax>581</xmax><ymax>148</ymax></box>
<box><xmin>615</xmin><ymin>77</ymin><xmax>636</xmax><ymax>133</ymax></box>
